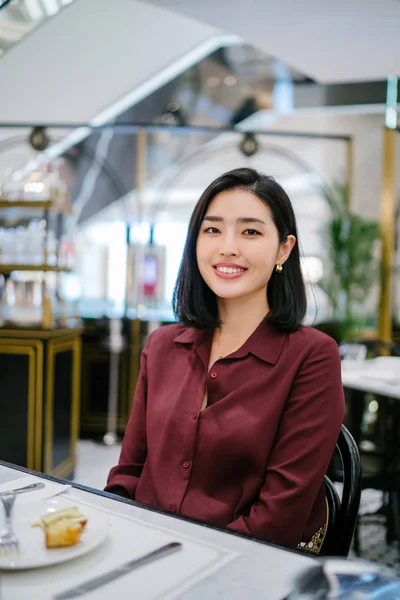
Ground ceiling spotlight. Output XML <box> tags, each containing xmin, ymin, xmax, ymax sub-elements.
<box><xmin>29</xmin><ymin>127</ymin><xmax>50</xmax><ymax>152</ymax></box>
<box><xmin>239</xmin><ymin>133</ymin><xmax>259</xmax><ymax>158</ymax></box>
<box><xmin>155</xmin><ymin>101</ymin><xmax>187</xmax><ymax>126</ymax></box>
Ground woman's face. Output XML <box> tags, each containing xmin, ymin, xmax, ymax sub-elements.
<box><xmin>196</xmin><ymin>188</ymin><xmax>295</xmax><ymax>303</ymax></box>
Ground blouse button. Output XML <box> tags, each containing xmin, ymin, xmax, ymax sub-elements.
<box><xmin>182</xmin><ymin>461</ymin><xmax>190</xmax><ymax>469</ymax></box>
<box><xmin>170</xmin><ymin>506</ymin><xmax>176</xmax><ymax>513</ymax></box>
<box><xmin>210</xmin><ymin>371</ymin><xmax>217</xmax><ymax>379</ymax></box>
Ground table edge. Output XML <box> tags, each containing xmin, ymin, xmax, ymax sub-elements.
<box><xmin>0</xmin><ymin>459</ymin><xmax>304</xmax><ymax>559</ymax></box>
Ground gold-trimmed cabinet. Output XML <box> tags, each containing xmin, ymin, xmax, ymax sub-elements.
<box><xmin>0</xmin><ymin>327</ymin><xmax>81</xmax><ymax>478</ymax></box>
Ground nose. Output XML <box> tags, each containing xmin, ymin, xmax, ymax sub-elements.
<box><xmin>219</xmin><ymin>233</ymin><xmax>239</xmax><ymax>257</ymax></box>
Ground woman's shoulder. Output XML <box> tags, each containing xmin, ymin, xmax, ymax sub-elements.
<box><xmin>288</xmin><ymin>325</ymin><xmax>339</xmax><ymax>353</ymax></box>
<box><xmin>145</xmin><ymin>323</ymin><xmax>200</xmax><ymax>352</ymax></box>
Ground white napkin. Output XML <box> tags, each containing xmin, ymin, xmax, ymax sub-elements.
<box><xmin>0</xmin><ymin>475</ymin><xmax>70</xmax><ymax>504</ymax></box>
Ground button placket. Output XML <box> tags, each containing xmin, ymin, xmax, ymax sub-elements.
<box><xmin>179</xmin><ymin>372</ymin><xmax>204</xmax><ymax>509</ymax></box>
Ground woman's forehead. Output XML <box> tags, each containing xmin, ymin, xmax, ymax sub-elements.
<box><xmin>207</xmin><ymin>188</ymin><xmax>272</xmax><ymax>220</ymax></box>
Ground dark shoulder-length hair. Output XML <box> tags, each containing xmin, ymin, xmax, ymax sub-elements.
<box><xmin>172</xmin><ymin>167</ymin><xmax>307</xmax><ymax>332</ymax></box>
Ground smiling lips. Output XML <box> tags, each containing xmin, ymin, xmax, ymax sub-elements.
<box><xmin>213</xmin><ymin>263</ymin><xmax>248</xmax><ymax>280</ymax></box>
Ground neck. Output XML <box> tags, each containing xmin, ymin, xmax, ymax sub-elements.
<box><xmin>215</xmin><ymin>292</ymin><xmax>269</xmax><ymax>345</ymax></box>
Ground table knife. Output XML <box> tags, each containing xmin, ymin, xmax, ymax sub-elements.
<box><xmin>54</xmin><ymin>541</ymin><xmax>182</xmax><ymax>599</ymax></box>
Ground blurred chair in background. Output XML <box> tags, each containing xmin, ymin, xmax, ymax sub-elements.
<box><xmin>338</xmin><ymin>339</ymin><xmax>400</xmax><ymax>555</ymax></box>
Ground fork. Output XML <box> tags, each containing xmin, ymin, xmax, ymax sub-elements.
<box><xmin>0</xmin><ymin>492</ymin><xmax>19</xmax><ymax>556</ymax></box>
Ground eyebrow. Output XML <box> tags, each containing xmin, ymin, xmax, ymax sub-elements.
<box><xmin>203</xmin><ymin>216</ymin><xmax>266</xmax><ymax>225</ymax></box>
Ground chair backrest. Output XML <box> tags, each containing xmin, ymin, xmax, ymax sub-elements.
<box><xmin>322</xmin><ymin>475</ymin><xmax>341</xmax><ymax>556</ymax></box>
<box><xmin>321</xmin><ymin>424</ymin><xmax>362</xmax><ymax>557</ymax></box>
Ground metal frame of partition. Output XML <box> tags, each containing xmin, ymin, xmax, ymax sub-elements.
<box><xmin>376</xmin><ymin>75</ymin><xmax>398</xmax><ymax>342</ymax></box>
<box><xmin>378</xmin><ymin>127</ymin><xmax>397</xmax><ymax>341</ymax></box>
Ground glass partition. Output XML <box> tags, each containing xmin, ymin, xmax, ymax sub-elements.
<box><xmin>0</xmin><ymin>123</ymin><xmax>351</xmax><ymax>327</ymax></box>
<box><xmin>69</xmin><ymin>126</ymin><xmax>348</xmax><ymax>325</ymax></box>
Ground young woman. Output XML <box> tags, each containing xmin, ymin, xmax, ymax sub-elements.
<box><xmin>105</xmin><ymin>167</ymin><xmax>344</xmax><ymax>553</ymax></box>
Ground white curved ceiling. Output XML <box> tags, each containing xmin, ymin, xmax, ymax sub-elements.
<box><xmin>0</xmin><ymin>0</ymin><xmax>234</xmax><ymax>124</ymax></box>
<box><xmin>143</xmin><ymin>0</ymin><xmax>400</xmax><ymax>84</ymax></box>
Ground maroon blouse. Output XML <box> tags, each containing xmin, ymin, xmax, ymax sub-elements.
<box><xmin>105</xmin><ymin>320</ymin><xmax>344</xmax><ymax>549</ymax></box>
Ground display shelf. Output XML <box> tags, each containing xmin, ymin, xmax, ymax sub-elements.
<box><xmin>0</xmin><ymin>264</ymin><xmax>71</xmax><ymax>275</ymax></box>
<box><xmin>0</xmin><ymin>193</ymin><xmax>74</xmax><ymax>329</ymax></box>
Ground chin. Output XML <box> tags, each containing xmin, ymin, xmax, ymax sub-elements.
<box><xmin>211</xmin><ymin>284</ymin><xmax>248</xmax><ymax>300</ymax></box>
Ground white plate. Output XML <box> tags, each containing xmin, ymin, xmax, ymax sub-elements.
<box><xmin>0</xmin><ymin>498</ymin><xmax>109</xmax><ymax>570</ymax></box>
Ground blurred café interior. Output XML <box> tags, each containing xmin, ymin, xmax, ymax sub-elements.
<box><xmin>1</xmin><ymin>0</ymin><xmax>400</xmax><ymax>577</ymax></box>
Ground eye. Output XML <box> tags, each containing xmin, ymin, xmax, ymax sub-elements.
<box><xmin>243</xmin><ymin>229</ymin><xmax>261</xmax><ymax>236</ymax></box>
<box><xmin>204</xmin><ymin>227</ymin><xmax>220</xmax><ymax>234</ymax></box>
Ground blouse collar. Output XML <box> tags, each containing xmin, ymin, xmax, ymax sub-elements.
<box><xmin>173</xmin><ymin>318</ymin><xmax>288</xmax><ymax>366</ymax></box>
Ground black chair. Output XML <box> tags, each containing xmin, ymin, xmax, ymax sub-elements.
<box><xmin>321</xmin><ymin>425</ymin><xmax>362</xmax><ymax>556</ymax></box>
<box><xmin>339</xmin><ymin>339</ymin><xmax>400</xmax><ymax>553</ymax></box>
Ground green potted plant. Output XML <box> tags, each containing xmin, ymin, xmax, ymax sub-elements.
<box><xmin>318</xmin><ymin>181</ymin><xmax>381</xmax><ymax>341</ymax></box>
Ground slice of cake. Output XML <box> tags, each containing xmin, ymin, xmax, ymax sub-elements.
<box><xmin>45</xmin><ymin>518</ymin><xmax>83</xmax><ymax>549</ymax></box>
<box><xmin>32</xmin><ymin>506</ymin><xmax>88</xmax><ymax>549</ymax></box>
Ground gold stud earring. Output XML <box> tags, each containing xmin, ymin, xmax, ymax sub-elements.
<box><xmin>275</xmin><ymin>264</ymin><xmax>283</xmax><ymax>273</ymax></box>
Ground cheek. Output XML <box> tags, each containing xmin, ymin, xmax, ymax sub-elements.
<box><xmin>195</xmin><ymin>239</ymin><xmax>202</xmax><ymax>264</ymax></box>
<box><xmin>196</xmin><ymin>236</ymin><xmax>211</xmax><ymax>261</ymax></box>
<box><xmin>196</xmin><ymin>241</ymin><xmax>207</xmax><ymax>274</ymax></box>
<box><xmin>250</xmin><ymin>241</ymin><xmax>277</xmax><ymax>266</ymax></box>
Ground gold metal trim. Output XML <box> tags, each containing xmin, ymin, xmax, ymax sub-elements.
<box><xmin>0</xmin><ymin>264</ymin><xmax>71</xmax><ymax>275</ymax></box>
<box><xmin>378</xmin><ymin>127</ymin><xmax>397</xmax><ymax>341</ymax></box>
<box><xmin>34</xmin><ymin>343</ymin><xmax>43</xmax><ymax>471</ymax></box>
<box><xmin>27</xmin><ymin>348</ymin><xmax>35</xmax><ymax>470</ymax></box>
<box><xmin>45</xmin><ymin>336</ymin><xmax>81</xmax><ymax>475</ymax></box>
<box><xmin>0</xmin><ymin>338</ymin><xmax>40</xmax><ymax>346</ymax></box>
<box><xmin>0</xmin><ymin>337</ymin><xmax>49</xmax><ymax>471</ymax></box>
<box><xmin>0</xmin><ymin>328</ymin><xmax>82</xmax><ymax>340</ymax></box>
<box><xmin>45</xmin><ymin>340</ymin><xmax>55</xmax><ymax>473</ymax></box>
<box><xmin>0</xmin><ymin>198</ymin><xmax>72</xmax><ymax>213</ymax></box>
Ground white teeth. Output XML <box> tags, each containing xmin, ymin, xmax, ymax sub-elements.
<box><xmin>216</xmin><ymin>266</ymin><xmax>245</xmax><ymax>274</ymax></box>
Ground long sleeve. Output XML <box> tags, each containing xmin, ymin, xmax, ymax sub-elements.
<box><xmin>227</xmin><ymin>337</ymin><xmax>344</xmax><ymax>548</ymax></box>
<box><xmin>104</xmin><ymin>345</ymin><xmax>148</xmax><ymax>499</ymax></box>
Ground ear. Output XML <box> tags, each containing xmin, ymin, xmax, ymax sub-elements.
<box><xmin>278</xmin><ymin>235</ymin><xmax>296</xmax><ymax>265</ymax></box>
